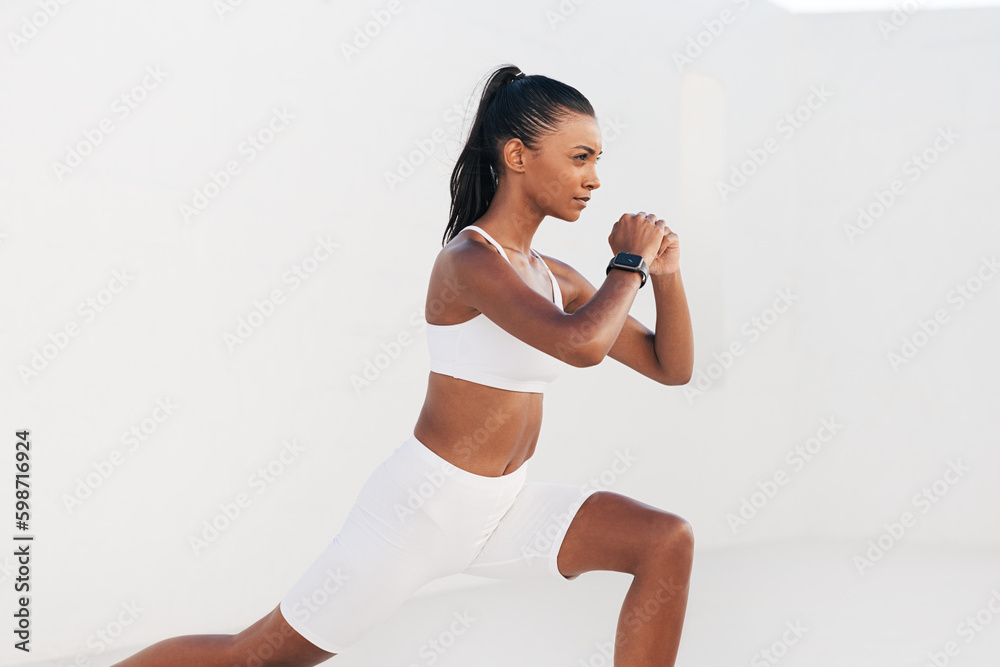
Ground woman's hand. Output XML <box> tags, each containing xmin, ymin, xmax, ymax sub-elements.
<box><xmin>608</xmin><ymin>212</ymin><xmax>666</xmax><ymax>266</ymax></box>
<box><xmin>649</xmin><ymin>225</ymin><xmax>680</xmax><ymax>275</ymax></box>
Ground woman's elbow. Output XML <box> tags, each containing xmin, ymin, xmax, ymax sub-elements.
<box><xmin>556</xmin><ymin>339</ymin><xmax>604</xmax><ymax>368</ymax></box>
<box><xmin>660</xmin><ymin>365</ymin><xmax>694</xmax><ymax>385</ymax></box>
<box><xmin>661</xmin><ymin>373</ymin><xmax>692</xmax><ymax>386</ymax></box>
<box><xmin>550</xmin><ymin>323</ymin><xmax>604</xmax><ymax>367</ymax></box>
<box><xmin>571</xmin><ymin>347</ymin><xmax>604</xmax><ymax>368</ymax></box>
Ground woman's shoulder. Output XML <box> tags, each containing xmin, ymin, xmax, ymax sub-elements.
<box><xmin>438</xmin><ymin>224</ymin><xmax>495</xmax><ymax>257</ymax></box>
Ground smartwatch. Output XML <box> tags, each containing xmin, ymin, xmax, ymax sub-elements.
<box><xmin>606</xmin><ymin>252</ymin><xmax>650</xmax><ymax>288</ymax></box>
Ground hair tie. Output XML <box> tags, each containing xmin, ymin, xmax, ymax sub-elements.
<box><xmin>514</xmin><ymin>71</ymin><xmax>526</xmax><ymax>80</ymax></box>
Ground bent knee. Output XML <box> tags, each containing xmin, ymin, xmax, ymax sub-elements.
<box><xmin>652</xmin><ymin>513</ymin><xmax>694</xmax><ymax>556</ymax></box>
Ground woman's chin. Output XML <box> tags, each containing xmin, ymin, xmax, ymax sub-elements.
<box><xmin>554</xmin><ymin>208</ymin><xmax>583</xmax><ymax>223</ymax></box>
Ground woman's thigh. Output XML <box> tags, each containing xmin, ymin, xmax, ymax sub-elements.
<box><xmin>462</xmin><ymin>485</ymin><xmax>691</xmax><ymax>582</ymax></box>
<box><xmin>460</xmin><ymin>481</ymin><xmax>601</xmax><ymax>581</ymax></box>
<box><xmin>231</xmin><ymin>603</ymin><xmax>337</xmax><ymax>666</ymax></box>
<box><xmin>557</xmin><ymin>491</ymin><xmax>693</xmax><ymax>577</ymax></box>
<box><xmin>278</xmin><ymin>434</ymin><xmax>529</xmax><ymax>654</ymax></box>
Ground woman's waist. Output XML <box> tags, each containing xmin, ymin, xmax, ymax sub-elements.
<box><xmin>412</xmin><ymin>413</ymin><xmax>539</xmax><ymax>478</ymax></box>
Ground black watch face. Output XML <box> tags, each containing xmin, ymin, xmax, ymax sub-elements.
<box><xmin>618</xmin><ymin>253</ymin><xmax>642</xmax><ymax>268</ymax></box>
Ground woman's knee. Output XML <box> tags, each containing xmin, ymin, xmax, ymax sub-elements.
<box><xmin>646</xmin><ymin>513</ymin><xmax>695</xmax><ymax>564</ymax></box>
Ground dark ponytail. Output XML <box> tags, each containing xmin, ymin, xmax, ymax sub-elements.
<box><xmin>442</xmin><ymin>64</ymin><xmax>595</xmax><ymax>247</ymax></box>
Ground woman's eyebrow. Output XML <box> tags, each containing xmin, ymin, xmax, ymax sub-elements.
<box><xmin>572</xmin><ymin>144</ymin><xmax>603</xmax><ymax>155</ymax></box>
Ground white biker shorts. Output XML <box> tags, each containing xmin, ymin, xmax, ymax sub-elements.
<box><xmin>278</xmin><ymin>431</ymin><xmax>599</xmax><ymax>654</ymax></box>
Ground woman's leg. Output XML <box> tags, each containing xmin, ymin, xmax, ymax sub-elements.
<box><xmin>110</xmin><ymin>603</ymin><xmax>335</xmax><ymax>666</ymax></box>
<box><xmin>458</xmin><ymin>482</ymin><xmax>693</xmax><ymax>665</ymax></box>
<box><xmin>556</xmin><ymin>491</ymin><xmax>695</xmax><ymax>667</ymax></box>
<box><xmin>112</xmin><ymin>432</ymin><xmax>526</xmax><ymax>666</ymax></box>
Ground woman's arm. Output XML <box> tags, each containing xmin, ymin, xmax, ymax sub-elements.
<box><xmin>649</xmin><ymin>269</ymin><xmax>694</xmax><ymax>384</ymax></box>
<box><xmin>433</xmin><ymin>238</ymin><xmax>646</xmax><ymax>368</ymax></box>
<box><xmin>552</xmin><ymin>258</ymin><xmax>693</xmax><ymax>385</ymax></box>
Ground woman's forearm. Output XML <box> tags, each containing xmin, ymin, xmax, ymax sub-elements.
<box><xmin>651</xmin><ymin>269</ymin><xmax>694</xmax><ymax>384</ymax></box>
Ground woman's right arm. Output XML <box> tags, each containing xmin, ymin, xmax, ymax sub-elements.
<box><xmin>441</xmin><ymin>213</ymin><xmax>665</xmax><ymax>367</ymax></box>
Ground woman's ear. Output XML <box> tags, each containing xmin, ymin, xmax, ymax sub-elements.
<box><xmin>501</xmin><ymin>137</ymin><xmax>527</xmax><ymax>174</ymax></box>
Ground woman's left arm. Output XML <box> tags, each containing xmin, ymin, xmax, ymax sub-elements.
<box><xmin>649</xmin><ymin>269</ymin><xmax>694</xmax><ymax>385</ymax></box>
<box><xmin>548</xmin><ymin>223</ymin><xmax>693</xmax><ymax>385</ymax></box>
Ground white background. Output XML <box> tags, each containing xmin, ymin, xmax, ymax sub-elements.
<box><xmin>1</xmin><ymin>0</ymin><xmax>997</xmax><ymax>663</ymax></box>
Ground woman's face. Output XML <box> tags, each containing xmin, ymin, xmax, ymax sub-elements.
<box><xmin>512</xmin><ymin>112</ymin><xmax>603</xmax><ymax>221</ymax></box>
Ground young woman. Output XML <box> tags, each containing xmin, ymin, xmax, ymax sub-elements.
<box><xmin>113</xmin><ymin>64</ymin><xmax>694</xmax><ymax>667</ymax></box>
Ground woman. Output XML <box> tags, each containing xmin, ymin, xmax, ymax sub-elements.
<box><xmin>113</xmin><ymin>64</ymin><xmax>694</xmax><ymax>667</ymax></box>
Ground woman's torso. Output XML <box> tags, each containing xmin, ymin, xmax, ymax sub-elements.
<box><xmin>412</xmin><ymin>225</ymin><xmax>565</xmax><ymax>478</ymax></box>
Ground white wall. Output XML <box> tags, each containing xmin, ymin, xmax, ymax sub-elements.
<box><xmin>686</xmin><ymin>4</ymin><xmax>1000</xmax><ymax>547</ymax></box>
<box><xmin>0</xmin><ymin>0</ymin><xmax>996</xmax><ymax>661</ymax></box>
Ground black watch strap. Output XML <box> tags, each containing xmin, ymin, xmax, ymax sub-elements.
<box><xmin>606</xmin><ymin>252</ymin><xmax>649</xmax><ymax>288</ymax></box>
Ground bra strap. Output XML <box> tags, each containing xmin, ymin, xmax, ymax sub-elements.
<box><xmin>462</xmin><ymin>225</ymin><xmax>511</xmax><ymax>264</ymax></box>
<box><xmin>531</xmin><ymin>248</ymin><xmax>560</xmax><ymax>305</ymax></box>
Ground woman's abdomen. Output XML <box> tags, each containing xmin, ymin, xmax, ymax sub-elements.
<box><xmin>412</xmin><ymin>371</ymin><xmax>543</xmax><ymax>477</ymax></box>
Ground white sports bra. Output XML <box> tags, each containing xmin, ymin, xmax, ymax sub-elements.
<box><xmin>425</xmin><ymin>225</ymin><xmax>569</xmax><ymax>394</ymax></box>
